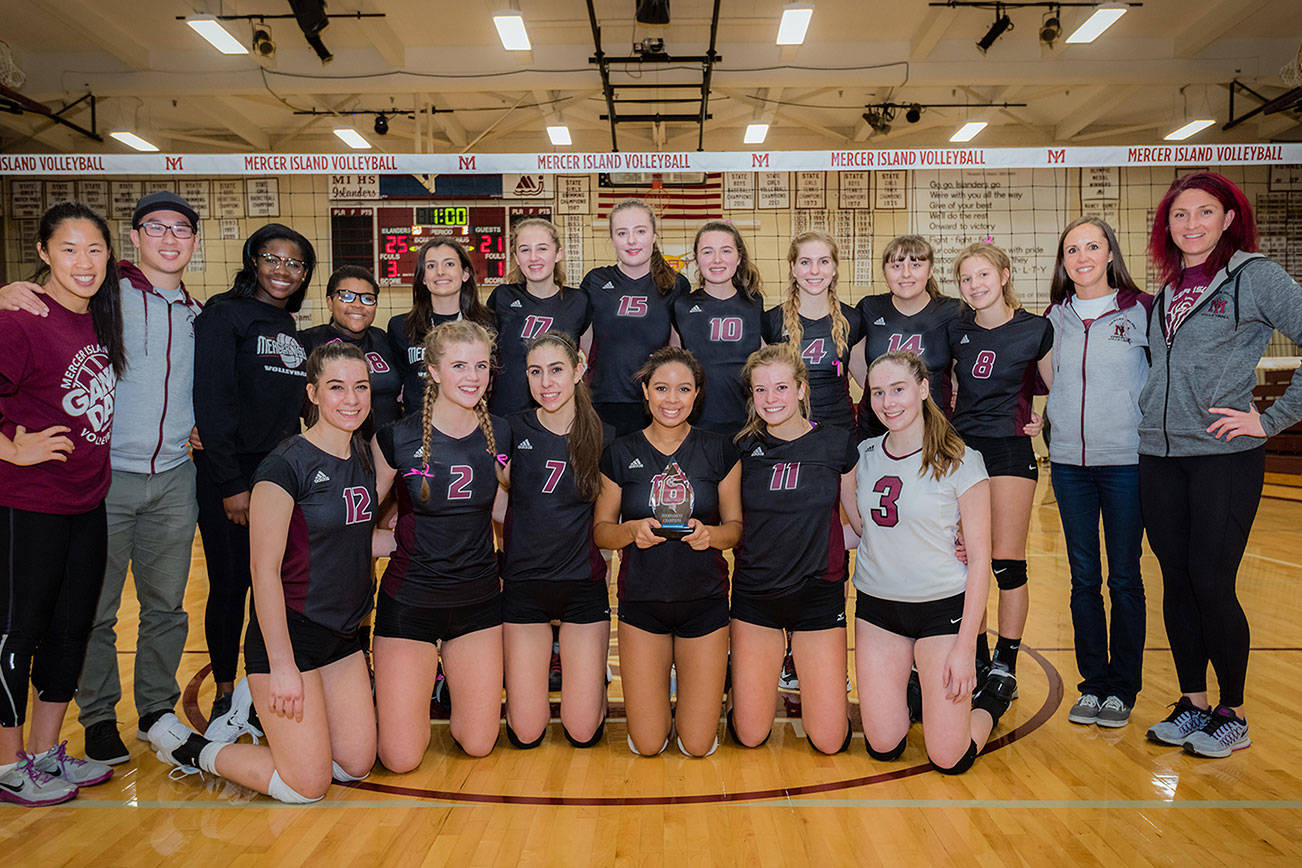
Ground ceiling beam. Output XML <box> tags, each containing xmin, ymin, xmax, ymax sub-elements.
<box><xmin>29</xmin><ymin>0</ymin><xmax>150</xmax><ymax>70</ymax></box>
<box><xmin>1173</xmin><ymin>0</ymin><xmax>1271</xmax><ymax>59</ymax></box>
<box><xmin>212</xmin><ymin>96</ymin><xmax>271</xmax><ymax>150</ymax></box>
<box><xmin>910</xmin><ymin>7</ymin><xmax>956</xmax><ymax>61</ymax></box>
<box><xmin>354</xmin><ymin>1</ymin><xmax>407</xmax><ymax>69</ymax></box>
<box><xmin>1053</xmin><ymin>85</ymin><xmax>1135</xmax><ymax>141</ymax></box>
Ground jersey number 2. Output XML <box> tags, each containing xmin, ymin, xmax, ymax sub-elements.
<box><xmin>870</xmin><ymin>475</ymin><xmax>902</xmax><ymax>527</ymax></box>
<box><xmin>448</xmin><ymin>465</ymin><xmax>474</xmax><ymax>500</ymax></box>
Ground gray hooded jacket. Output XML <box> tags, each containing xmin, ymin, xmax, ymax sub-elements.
<box><xmin>1139</xmin><ymin>250</ymin><xmax>1302</xmax><ymax>458</ymax></box>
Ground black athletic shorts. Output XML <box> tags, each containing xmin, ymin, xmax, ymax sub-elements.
<box><xmin>962</xmin><ymin>434</ymin><xmax>1038</xmax><ymax>480</ymax></box>
<box><xmin>730</xmin><ymin>579</ymin><xmax>847</xmax><ymax>632</ymax></box>
<box><xmin>503</xmin><ymin>579</ymin><xmax>611</xmax><ymax>625</ymax></box>
<box><xmin>593</xmin><ymin>401</ymin><xmax>649</xmax><ymax>438</ymax></box>
<box><xmin>373</xmin><ymin>590</ymin><xmax>503</xmax><ymax>645</ymax></box>
<box><xmin>244</xmin><ymin>609</ymin><xmax>364</xmax><ymax>675</ymax></box>
<box><xmin>618</xmin><ymin>597</ymin><xmax>729</xmax><ymax>638</ymax></box>
<box><xmin>855</xmin><ymin>590</ymin><xmax>966</xmax><ymax>640</ymax></box>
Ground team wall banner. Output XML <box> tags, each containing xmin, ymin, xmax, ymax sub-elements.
<box><xmin>0</xmin><ymin>144</ymin><xmax>1297</xmax><ymax>176</ymax></box>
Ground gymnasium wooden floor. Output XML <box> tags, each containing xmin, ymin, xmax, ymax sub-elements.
<box><xmin>3</xmin><ymin>475</ymin><xmax>1300</xmax><ymax>866</ymax></box>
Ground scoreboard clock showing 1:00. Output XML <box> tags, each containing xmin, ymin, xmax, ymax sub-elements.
<box><xmin>376</xmin><ymin>205</ymin><xmax>507</xmax><ymax>288</ymax></box>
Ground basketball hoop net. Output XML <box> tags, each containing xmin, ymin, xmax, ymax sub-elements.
<box><xmin>1283</xmin><ymin>41</ymin><xmax>1302</xmax><ymax>87</ymax></box>
<box><xmin>644</xmin><ymin>175</ymin><xmax>671</xmax><ymax>219</ymax></box>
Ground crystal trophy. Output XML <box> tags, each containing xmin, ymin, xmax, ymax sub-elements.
<box><xmin>649</xmin><ymin>461</ymin><xmax>694</xmax><ymax>540</ymax></box>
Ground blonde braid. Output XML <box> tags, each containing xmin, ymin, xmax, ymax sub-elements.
<box><xmin>472</xmin><ymin>398</ymin><xmax>505</xmax><ymax>484</ymax></box>
<box><xmin>417</xmin><ymin>374</ymin><xmax>439</xmax><ymax>502</ymax></box>
<box><xmin>780</xmin><ymin>291</ymin><xmax>804</xmax><ymax>352</ymax></box>
<box><xmin>825</xmin><ymin>284</ymin><xmax>851</xmax><ymax>358</ymax></box>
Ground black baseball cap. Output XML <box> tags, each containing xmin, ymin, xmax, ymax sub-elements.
<box><xmin>132</xmin><ymin>191</ymin><xmax>200</xmax><ymax>230</ymax></box>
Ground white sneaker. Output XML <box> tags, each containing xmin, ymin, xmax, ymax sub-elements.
<box><xmin>0</xmin><ymin>753</ymin><xmax>78</xmax><ymax>807</ymax></box>
<box><xmin>779</xmin><ymin>654</ymin><xmax>799</xmax><ymax>691</ymax></box>
<box><xmin>204</xmin><ymin>678</ymin><xmax>262</xmax><ymax>744</ymax></box>
<box><xmin>33</xmin><ymin>741</ymin><xmax>113</xmax><ymax>787</ymax></box>
<box><xmin>149</xmin><ymin>714</ymin><xmax>206</xmax><ymax>778</ymax></box>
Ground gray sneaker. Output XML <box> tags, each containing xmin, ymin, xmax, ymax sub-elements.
<box><xmin>1183</xmin><ymin>706</ymin><xmax>1250</xmax><ymax>758</ymax></box>
<box><xmin>0</xmin><ymin>752</ymin><xmax>78</xmax><ymax>807</ymax></box>
<box><xmin>1146</xmin><ymin>697</ymin><xmax>1211</xmax><ymax>746</ymax></box>
<box><xmin>1095</xmin><ymin>696</ymin><xmax>1132</xmax><ymax>728</ymax></box>
<box><xmin>1067</xmin><ymin>694</ymin><xmax>1101</xmax><ymax>725</ymax></box>
<box><xmin>32</xmin><ymin>741</ymin><xmax>113</xmax><ymax>787</ymax></box>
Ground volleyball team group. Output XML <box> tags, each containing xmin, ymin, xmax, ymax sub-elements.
<box><xmin>2</xmin><ymin>169</ymin><xmax>1300</xmax><ymax>807</ymax></box>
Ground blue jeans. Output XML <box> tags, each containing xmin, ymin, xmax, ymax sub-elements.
<box><xmin>1050</xmin><ymin>462</ymin><xmax>1146</xmax><ymax>705</ymax></box>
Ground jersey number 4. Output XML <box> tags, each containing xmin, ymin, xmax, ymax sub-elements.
<box><xmin>769</xmin><ymin>462</ymin><xmax>800</xmax><ymax>491</ymax></box>
<box><xmin>802</xmin><ymin>338</ymin><xmax>827</xmax><ymax>366</ymax></box>
<box><xmin>869</xmin><ymin>475</ymin><xmax>902</xmax><ymax>527</ymax></box>
<box><xmin>343</xmin><ymin>486</ymin><xmax>373</xmax><ymax>525</ymax></box>
<box><xmin>521</xmin><ymin>315</ymin><xmax>554</xmax><ymax>340</ymax></box>
<box><xmin>971</xmin><ymin>350</ymin><xmax>996</xmax><ymax>379</ymax></box>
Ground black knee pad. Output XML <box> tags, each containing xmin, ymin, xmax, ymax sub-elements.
<box><xmin>810</xmin><ymin>719</ymin><xmax>853</xmax><ymax>755</ymax></box>
<box><xmin>973</xmin><ymin>689</ymin><xmax>1011</xmax><ymax>726</ymax></box>
<box><xmin>992</xmin><ymin>558</ymin><xmax>1027</xmax><ymax>591</ymax></box>
<box><xmin>562</xmin><ymin>718</ymin><xmax>605</xmax><ymax>748</ymax></box>
<box><xmin>865</xmin><ymin>733</ymin><xmax>908</xmax><ymax>761</ymax></box>
<box><xmin>932</xmin><ymin>740</ymin><xmax>978</xmax><ymax>775</ymax></box>
<box><xmin>505</xmin><ymin>721</ymin><xmax>546</xmax><ymax>750</ymax></box>
<box><xmin>726</xmin><ymin>710</ymin><xmax>771</xmax><ymax>748</ymax></box>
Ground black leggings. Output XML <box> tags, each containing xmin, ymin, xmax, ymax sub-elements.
<box><xmin>1</xmin><ymin>504</ymin><xmax>107</xmax><ymax>727</ymax></box>
<box><xmin>195</xmin><ymin>450</ymin><xmax>262</xmax><ymax>686</ymax></box>
<box><xmin>1139</xmin><ymin>447</ymin><xmax>1263</xmax><ymax>708</ymax></box>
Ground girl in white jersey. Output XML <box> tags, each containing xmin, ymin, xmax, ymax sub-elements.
<box><xmin>843</xmin><ymin>351</ymin><xmax>1008</xmax><ymax>773</ymax></box>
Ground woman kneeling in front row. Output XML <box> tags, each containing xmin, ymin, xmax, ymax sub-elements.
<box><xmin>845</xmin><ymin>351</ymin><xmax>1009</xmax><ymax>773</ymax></box>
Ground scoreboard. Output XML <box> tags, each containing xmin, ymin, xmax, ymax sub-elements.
<box><xmin>377</xmin><ymin>205</ymin><xmax>506</xmax><ymax>287</ymax></box>
<box><xmin>330</xmin><ymin>203</ymin><xmax>555</xmax><ymax>290</ymax></box>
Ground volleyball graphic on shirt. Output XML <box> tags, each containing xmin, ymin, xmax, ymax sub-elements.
<box><xmin>256</xmin><ymin>332</ymin><xmax>306</xmax><ymax>368</ymax></box>
<box><xmin>59</xmin><ymin>343</ymin><xmax>114</xmax><ymax>445</ymax></box>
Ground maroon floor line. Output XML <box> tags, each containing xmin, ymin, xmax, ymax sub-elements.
<box><xmin>183</xmin><ymin>646</ymin><xmax>1063</xmax><ymax>806</ymax></box>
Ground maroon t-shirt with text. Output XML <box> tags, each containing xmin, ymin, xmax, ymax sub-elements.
<box><xmin>0</xmin><ymin>300</ymin><xmax>115</xmax><ymax>514</ymax></box>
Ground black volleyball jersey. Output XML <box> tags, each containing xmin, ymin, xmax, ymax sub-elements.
<box><xmin>599</xmin><ymin>427</ymin><xmax>739</xmax><ymax>602</ymax></box>
<box><xmin>386</xmin><ymin>311</ymin><xmax>462</xmax><ymax>417</ymax></box>
<box><xmin>502</xmin><ymin>410</ymin><xmax>614</xmax><ymax>584</ymax></box>
<box><xmin>857</xmin><ymin>294</ymin><xmax>962</xmax><ymax>436</ymax></box>
<box><xmin>581</xmin><ymin>265</ymin><xmax>688</xmax><ymax>403</ymax></box>
<box><xmin>253</xmin><ymin>436</ymin><xmax>377</xmax><ymax>635</ymax></box>
<box><xmin>761</xmin><ymin>303</ymin><xmax>865</xmax><ymax>432</ymax></box>
<box><xmin>299</xmin><ymin>324</ymin><xmax>404</xmax><ymax>430</ymax></box>
<box><xmin>486</xmin><ymin>283</ymin><xmax>593</xmax><ymax>416</ymax></box>
<box><xmin>671</xmin><ymin>289</ymin><xmax>764</xmax><ymax>435</ymax></box>
<box><xmin>734</xmin><ymin>423</ymin><xmax>858</xmax><ymax>597</ymax></box>
<box><xmin>949</xmin><ymin>309</ymin><xmax>1054</xmax><ymax>438</ymax></box>
<box><xmin>377</xmin><ymin>411</ymin><xmax>510</xmax><ymax>607</ymax></box>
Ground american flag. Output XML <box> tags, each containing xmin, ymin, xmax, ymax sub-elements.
<box><xmin>596</xmin><ymin>172</ymin><xmax>723</xmax><ymax>221</ymax></box>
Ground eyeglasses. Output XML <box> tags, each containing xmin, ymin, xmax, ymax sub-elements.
<box><xmin>139</xmin><ymin>221</ymin><xmax>195</xmax><ymax>239</ymax></box>
<box><xmin>258</xmin><ymin>252</ymin><xmax>307</xmax><ymax>274</ymax></box>
<box><xmin>331</xmin><ymin>289</ymin><xmax>378</xmax><ymax>306</ymax></box>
